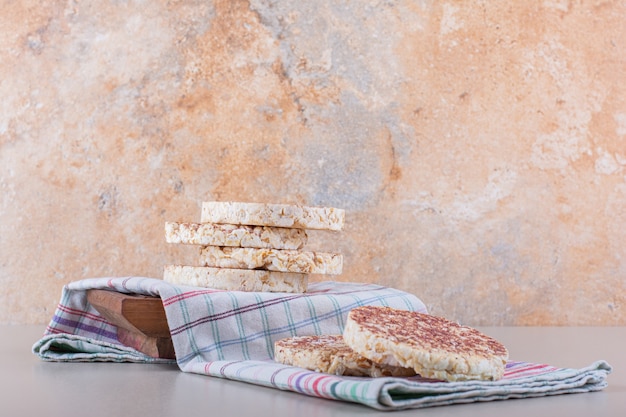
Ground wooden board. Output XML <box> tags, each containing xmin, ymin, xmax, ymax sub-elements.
<box><xmin>87</xmin><ymin>289</ymin><xmax>175</xmax><ymax>359</ymax></box>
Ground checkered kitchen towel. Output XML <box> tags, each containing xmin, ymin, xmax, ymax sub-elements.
<box><xmin>32</xmin><ymin>277</ymin><xmax>611</xmax><ymax>410</ymax></box>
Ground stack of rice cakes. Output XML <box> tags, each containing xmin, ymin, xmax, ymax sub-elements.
<box><xmin>164</xmin><ymin>202</ymin><xmax>345</xmax><ymax>293</ymax></box>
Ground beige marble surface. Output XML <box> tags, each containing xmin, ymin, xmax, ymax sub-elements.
<box><xmin>1</xmin><ymin>1</ymin><xmax>625</xmax><ymax>325</ymax></box>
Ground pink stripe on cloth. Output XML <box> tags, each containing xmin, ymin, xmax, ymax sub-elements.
<box><xmin>162</xmin><ymin>289</ymin><xmax>223</xmax><ymax>306</ymax></box>
<box><xmin>504</xmin><ymin>361</ymin><xmax>559</xmax><ymax>379</ymax></box>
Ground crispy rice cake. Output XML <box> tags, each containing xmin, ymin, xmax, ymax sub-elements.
<box><xmin>200</xmin><ymin>202</ymin><xmax>345</xmax><ymax>231</ymax></box>
<box><xmin>163</xmin><ymin>265</ymin><xmax>308</xmax><ymax>293</ymax></box>
<box><xmin>343</xmin><ymin>306</ymin><xmax>508</xmax><ymax>381</ymax></box>
<box><xmin>274</xmin><ymin>335</ymin><xmax>416</xmax><ymax>377</ymax></box>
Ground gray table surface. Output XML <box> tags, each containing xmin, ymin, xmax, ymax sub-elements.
<box><xmin>2</xmin><ymin>325</ymin><xmax>624</xmax><ymax>416</ymax></box>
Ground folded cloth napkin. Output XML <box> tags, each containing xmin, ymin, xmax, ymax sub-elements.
<box><xmin>32</xmin><ymin>277</ymin><xmax>611</xmax><ymax>411</ymax></box>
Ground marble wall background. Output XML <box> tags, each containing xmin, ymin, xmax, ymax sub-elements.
<box><xmin>1</xmin><ymin>0</ymin><xmax>625</xmax><ymax>325</ymax></box>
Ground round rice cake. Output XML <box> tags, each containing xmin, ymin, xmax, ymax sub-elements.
<box><xmin>343</xmin><ymin>306</ymin><xmax>509</xmax><ymax>381</ymax></box>
<box><xmin>200</xmin><ymin>201</ymin><xmax>345</xmax><ymax>231</ymax></box>
<box><xmin>164</xmin><ymin>221</ymin><xmax>308</xmax><ymax>250</ymax></box>
<box><xmin>163</xmin><ymin>265</ymin><xmax>308</xmax><ymax>293</ymax></box>
<box><xmin>199</xmin><ymin>246</ymin><xmax>343</xmax><ymax>275</ymax></box>
<box><xmin>274</xmin><ymin>335</ymin><xmax>416</xmax><ymax>377</ymax></box>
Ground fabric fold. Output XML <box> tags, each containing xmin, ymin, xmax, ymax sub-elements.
<box><xmin>33</xmin><ymin>332</ymin><xmax>171</xmax><ymax>363</ymax></box>
<box><xmin>182</xmin><ymin>358</ymin><xmax>611</xmax><ymax>410</ymax></box>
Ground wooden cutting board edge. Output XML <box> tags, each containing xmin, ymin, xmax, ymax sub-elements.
<box><xmin>86</xmin><ymin>289</ymin><xmax>175</xmax><ymax>359</ymax></box>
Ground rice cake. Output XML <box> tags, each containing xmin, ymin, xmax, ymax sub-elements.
<box><xmin>199</xmin><ymin>246</ymin><xmax>343</xmax><ymax>275</ymax></box>
<box><xmin>165</xmin><ymin>221</ymin><xmax>307</xmax><ymax>250</ymax></box>
<box><xmin>343</xmin><ymin>306</ymin><xmax>509</xmax><ymax>381</ymax></box>
<box><xmin>200</xmin><ymin>201</ymin><xmax>345</xmax><ymax>231</ymax></box>
<box><xmin>163</xmin><ymin>265</ymin><xmax>308</xmax><ymax>293</ymax></box>
<box><xmin>274</xmin><ymin>335</ymin><xmax>416</xmax><ymax>377</ymax></box>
